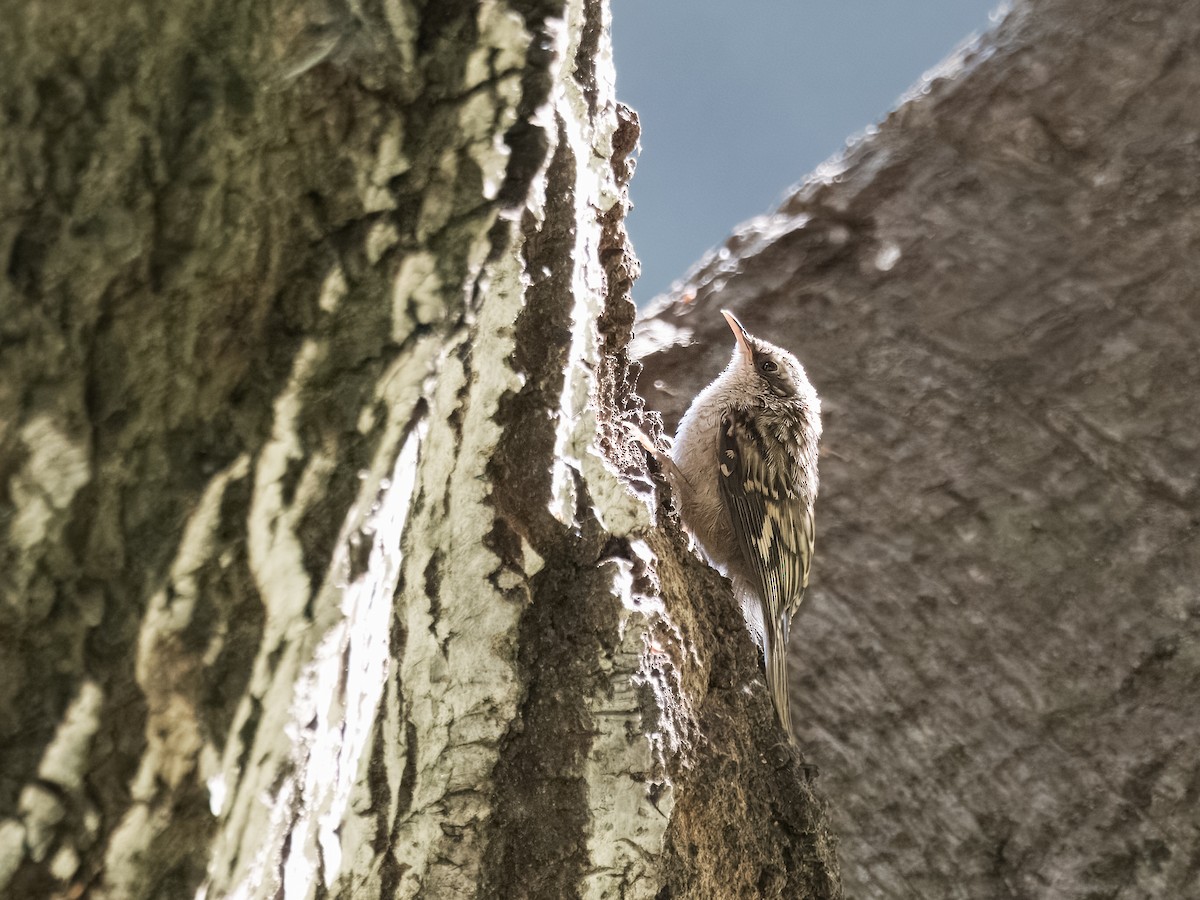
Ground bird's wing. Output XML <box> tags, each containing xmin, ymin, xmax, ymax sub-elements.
<box><xmin>717</xmin><ymin>412</ymin><xmax>814</xmax><ymax>630</ymax></box>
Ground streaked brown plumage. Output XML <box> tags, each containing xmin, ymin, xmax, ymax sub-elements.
<box><xmin>669</xmin><ymin>310</ymin><xmax>821</xmax><ymax>742</ymax></box>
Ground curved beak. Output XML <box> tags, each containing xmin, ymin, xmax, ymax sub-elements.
<box><xmin>721</xmin><ymin>309</ymin><xmax>753</xmax><ymax>362</ymax></box>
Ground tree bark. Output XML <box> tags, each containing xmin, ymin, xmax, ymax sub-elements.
<box><xmin>637</xmin><ymin>1</ymin><xmax>1200</xmax><ymax>898</ymax></box>
<box><xmin>0</xmin><ymin>1</ymin><xmax>840</xmax><ymax>898</ymax></box>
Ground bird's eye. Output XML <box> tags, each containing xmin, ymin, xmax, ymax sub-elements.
<box><xmin>759</xmin><ymin>359</ymin><xmax>778</xmax><ymax>374</ymax></box>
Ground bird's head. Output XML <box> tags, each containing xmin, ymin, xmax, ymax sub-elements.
<box><xmin>720</xmin><ymin>309</ymin><xmax>817</xmax><ymax>410</ymax></box>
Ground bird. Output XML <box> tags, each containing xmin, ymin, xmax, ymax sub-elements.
<box><xmin>666</xmin><ymin>309</ymin><xmax>821</xmax><ymax>742</ymax></box>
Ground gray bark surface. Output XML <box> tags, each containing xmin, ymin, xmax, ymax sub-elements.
<box><xmin>636</xmin><ymin>1</ymin><xmax>1200</xmax><ymax>897</ymax></box>
<box><xmin>0</xmin><ymin>1</ymin><xmax>840</xmax><ymax>897</ymax></box>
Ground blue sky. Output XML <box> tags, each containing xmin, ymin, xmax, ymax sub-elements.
<box><xmin>612</xmin><ymin>1</ymin><xmax>1002</xmax><ymax>302</ymax></box>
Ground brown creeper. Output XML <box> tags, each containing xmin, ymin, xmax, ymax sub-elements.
<box><xmin>670</xmin><ymin>310</ymin><xmax>821</xmax><ymax>742</ymax></box>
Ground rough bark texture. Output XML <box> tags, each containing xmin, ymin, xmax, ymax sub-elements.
<box><xmin>1</xmin><ymin>1</ymin><xmax>840</xmax><ymax>898</ymax></box>
<box><xmin>636</xmin><ymin>1</ymin><xmax>1200</xmax><ymax>898</ymax></box>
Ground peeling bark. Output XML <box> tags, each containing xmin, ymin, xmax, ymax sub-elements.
<box><xmin>637</xmin><ymin>1</ymin><xmax>1200</xmax><ymax>898</ymax></box>
<box><xmin>1</xmin><ymin>1</ymin><xmax>839</xmax><ymax>898</ymax></box>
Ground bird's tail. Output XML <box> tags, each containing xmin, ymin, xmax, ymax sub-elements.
<box><xmin>735</xmin><ymin>580</ymin><xmax>796</xmax><ymax>743</ymax></box>
<box><xmin>765</xmin><ymin>620</ymin><xmax>795</xmax><ymax>744</ymax></box>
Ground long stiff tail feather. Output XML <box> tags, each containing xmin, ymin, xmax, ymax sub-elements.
<box><xmin>765</xmin><ymin>624</ymin><xmax>794</xmax><ymax>744</ymax></box>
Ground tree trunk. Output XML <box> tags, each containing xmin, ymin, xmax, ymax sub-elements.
<box><xmin>637</xmin><ymin>0</ymin><xmax>1200</xmax><ymax>897</ymax></box>
<box><xmin>0</xmin><ymin>1</ymin><xmax>840</xmax><ymax>898</ymax></box>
